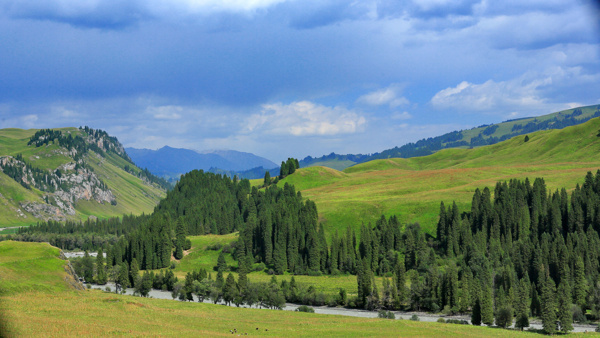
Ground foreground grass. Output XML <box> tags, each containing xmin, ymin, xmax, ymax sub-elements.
<box><xmin>1</xmin><ymin>242</ymin><xmax>546</xmax><ymax>337</ymax></box>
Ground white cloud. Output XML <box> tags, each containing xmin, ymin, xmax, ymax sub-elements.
<box><xmin>357</xmin><ymin>84</ymin><xmax>409</xmax><ymax>108</ymax></box>
<box><xmin>246</xmin><ymin>101</ymin><xmax>366</xmax><ymax>136</ymax></box>
<box><xmin>430</xmin><ymin>66</ymin><xmax>600</xmax><ymax>117</ymax></box>
<box><xmin>391</xmin><ymin>111</ymin><xmax>412</xmax><ymax>120</ymax></box>
<box><xmin>22</xmin><ymin>114</ymin><xmax>39</xmax><ymax>128</ymax></box>
<box><xmin>146</xmin><ymin>105</ymin><xmax>183</xmax><ymax>120</ymax></box>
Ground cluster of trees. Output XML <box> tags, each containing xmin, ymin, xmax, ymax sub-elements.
<box><xmin>234</xmin><ymin>183</ymin><xmax>325</xmax><ymax>275</ymax></box>
<box><xmin>279</xmin><ymin>158</ymin><xmax>299</xmax><ymax>178</ymax></box>
<box><xmin>398</xmin><ymin>171</ymin><xmax>600</xmax><ymax>333</ymax></box>
<box><xmin>15</xmin><ymin>215</ymin><xmax>147</xmax><ymax>251</ymax></box>
<box><xmin>153</xmin><ymin>170</ymin><xmax>250</xmax><ymax>236</ymax></box>
<box><xmin>27</xmin><ymin>127</ymin><xmax>137</xmax><ymax>172</ymax></box>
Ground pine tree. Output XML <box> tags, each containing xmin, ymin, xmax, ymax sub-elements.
<box><xmin>223</xmin><ymin>273</ymin><xmax>238</xmax><ymax>306</ymax></box>
<box><xmin>471</xmin><ymin>298</ymin><xmax>482</xmax><ymax>326</ymax></box>
<box><xmin>96</xmin><ymin>248</ymin><xmax>107</xmax><ymax>285</ymax></box>
<box><xmin>216</xmin><ymin>251</ymin><xmax>227</xmax><ymax>272</ymax></box>
<box><xmin>130</xmin><ymin>258</ymin><xmax>140</xmax><ymax>289</ymax></box>
<box><xmin>117</xmin><ymin>262</ymin><xmax>130</xmax><ymax>293</ymax></box>
<box><xmin>541</xmin><ymin>270</ymin><xmax>557</xmax><ymax>335</ymax></box>
<box><xmin>573</xmin><ymin>256</ymin><xmax>587</xmax><ymax>308</ymax></box>
<box><xmin>459</xmin><ymin>268</ymin><xmax>472</xmax><ymax>313</ymax></box>
<box><xmin>263</xmin><ymin>170</ymin><xmax>271</xmax><ymax>186</ymax></box>
<box><xmin>481</xmin><ymin>282</ymin><xmax>494</xmax><ymax>326</ymax></box>
<box><xmin>82</xmin><ymin>251</ymin><xmax>94</xmax><ymax>283</ymax></box>
<box><xmin>515</xmin><ymin>279</ymin><xmax>530</xmax><ymax>331</ymax></box>
<box><xmin>557</xmin><ymin>280</ymin><xmax>573</xmax><ymax>333</ymax></box>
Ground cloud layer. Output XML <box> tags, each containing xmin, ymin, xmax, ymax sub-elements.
<box><xmin>0</xmin><ymin>0</ymin><xmax>598</xmax><ymax>162</ymax></box>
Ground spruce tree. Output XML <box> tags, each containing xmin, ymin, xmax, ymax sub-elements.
<box><xmin>223</xmin><ymin>273</ymin><xmax>238</xmax><ymax>306</ymax></box>
<box><xmin>541</xmin><ymin>270</ymin><xmax>557</xmax><ymax>335</ymax></box>
<box><xmin>130</xmin><ymin>258</ymin><xmax>140</xmax><ymax>289</ymax></box>
<box><xmin>481</xmin><ymin>282</ymin><xmax>494</xmax><ymax>326</ymax></box>
<box><xmin>574</xmin><ymin>256</ymin><xmax>587</xmax><ymax>308</ymax></box>
<box><xmin>557</xmin><ymin>280</ymin><xmax>573</xmax><ymax>333</ymax></box>
<box><xmin>82</xmin><ymin>251</ymin><xmax>94</xmax><ymax>283</ymax></box>
<box><xmin>471</xmin><ymin>298</ymin><xmax>482</xmax><ymax>325</ymax></box>
<box><xmin>515</xmin><ymin>279</ymin><xmax>530</xmax><ymax>331</ymax></box>
<box><xmin>96</xmin><ymin>248</ymin><xmax>107</xmax><ymax>285</ymax></box>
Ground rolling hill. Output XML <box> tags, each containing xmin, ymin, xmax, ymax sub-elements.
<box><xmin>280</xmin><ymin>116</ymin><xmax>600</xmax><ymax>237</ymax></box>
<box><xmin>0</xmin><ymin>127</ymin><xmax>166</xmax><ymax>227</ymax></box>
<box><xmin>300</xmin><ymin>104</ymin><xmax>600</xmax><ymax>171</ymax></box>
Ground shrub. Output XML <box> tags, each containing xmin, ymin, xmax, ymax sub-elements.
<box><xmin>252</xmin><ymin>262</ymin><xmax>266</xmax><ymax>272</ymax></box>
<box><xmin>207</xmin><ymin>243</ymin><xmax>222</xmax><ymax>251</ymax></box>
<box><xmin>410</xmin><ymin>314</ymin><xmax>420</xmax><ymax>321</ymax></box>
<box><xmin>572</xmin><ymin>304</ymin><xmax>587</xmax><ymax>324</ymax></box>
<box><xmin>495</xmin><ymin>308</ymin><xmax>513</xmax><ymax>328</ymax></box>
<box><xmin>296</xmin><ymin>305</ymin><xmax>315</xmax><ymax>313</ymax></box>
<box><xmin>437</xmin><ymin>318</ymin><xmax>446</xmax><ymax>323</ymax></box>
<box><xmin>378</xmin><ymin>310</ymin><xmax>395</xmax><ymax>319</ymax></box>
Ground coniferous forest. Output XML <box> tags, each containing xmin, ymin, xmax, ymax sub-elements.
<box><xmin>10</xmin><ymin>164</ymin><xmax>600</xmax><ymax>334</ymax></box>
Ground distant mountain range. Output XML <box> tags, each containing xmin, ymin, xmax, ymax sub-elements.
<box><xmin>126</xmin><ymin>146</ymin><xmax>278</xmax><ymax>179</ymax></box>
<box><xmin>127</xmin><ymin>104</ymin><xmax>600</xmax><ymax>181</ymax></box>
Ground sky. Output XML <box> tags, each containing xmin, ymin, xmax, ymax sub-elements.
<box><xmin>1</xmin><ymin>0</ymin><xmax>599</xmax><ymax>163</ymax></box>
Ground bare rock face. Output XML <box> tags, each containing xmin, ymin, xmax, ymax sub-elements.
<box><xmin>0</xmin><ymin>155</ymin><xmax>116</xmax><ymax>221</ymax></box>
<box><xmin>20</xmin><ymin>201</ymin><xmax>68</xmax><ymax>222</ymax></box>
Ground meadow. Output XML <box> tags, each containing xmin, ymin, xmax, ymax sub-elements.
<box><xmin>0</xmin><ymin>241</ymin><xmax>545</xmax><ymax>337</ymax></box>
<box><xmin>281</xmin><ymin>118</ymin><xmax>600</xmax><ymax>237</ymax></box>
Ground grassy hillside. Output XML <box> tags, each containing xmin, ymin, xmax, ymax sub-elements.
<box><xmin>280</xmin><ymin>117</ymin><xmax>600</xmax><ymax>237</ymax></box>
<box><xmin>0</xmin><ymin>128</ymin><xmax>165</xmax><ymax>227</ymax></box>
<box><xmin>300</xmin><ymin>104</ymin><xmax>600</xmax><ymax>171</ymax></box>
<box><xmin>0</xmin><ymin>241</ymin><xmax>541</xmax><ymax>336</ymax></box>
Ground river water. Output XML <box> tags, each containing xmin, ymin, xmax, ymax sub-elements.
<box><xmin>87</xmin><ymin>283</ymin><xmax>597</xmax><ymax>333</ymax></box>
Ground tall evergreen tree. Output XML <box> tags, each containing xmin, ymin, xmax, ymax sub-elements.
<box><xmin>557</xmin><ymin>280</ymin><xmax>573</xmax><ymax>333</ymax></box>
<box><xmin>541</xmin><ymin>270</ymin><xmax>557</xmax><ymax>335</ymax></box>
<box><xmin>96</xmin><ymin>248</ymin><xmax>107</xmax><ymax>285</ymax></box>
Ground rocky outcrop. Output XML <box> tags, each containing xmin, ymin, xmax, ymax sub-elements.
<box><xmin>20</xmin><ymin>201</ymin><xmax>69</xmax><ymax>222</ymax></box>
<box><xmin>1</xmin><ymin>155</ymin><xmax>116</xmax><ymax>221</ymax></box>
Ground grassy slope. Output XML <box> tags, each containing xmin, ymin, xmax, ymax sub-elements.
<box><xmin>0</xmin><ymin>241</ymin><xmax>541</xmax><ymax>337</ymax></box>
<box><xmin>280</xmin><ymin>118</ymin><xmax>600</xmax><ymax>237</ymax></box>
<box><xmin>0</xmin><ymin>128</ymin><xmax>165</xmax><ymax>226</ymax></box>
<box><xmin>460</xmin><ymin>104</ymin><xmax>600</xmax><ymax>143</ymax></box>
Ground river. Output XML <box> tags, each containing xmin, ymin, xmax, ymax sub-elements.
<box><xmin>87</xmin><ymin>283</ymin><xmax>597</xmax><ymax>333</ymax></box>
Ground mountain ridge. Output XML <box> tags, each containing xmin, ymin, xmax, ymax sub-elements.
<box><xmin>300</xmin><ymin>104</ymin><xmax>600</xmax><ymax>170</ymax></box>
<box><xmin>126</xmin><ymin>146</ymin><xmax>277</xmax><ymax>179</ymax></box>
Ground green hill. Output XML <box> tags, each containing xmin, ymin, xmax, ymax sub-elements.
<box><xmin>281</xmin><ymin>117</ymin><xmax>600</xmax><ymax>237</ymax></box>
<box><xmin>0</xmin><ymin>127</ymin><xmax>166</xmax><ymax>227</ymax></box>
<box><xmin>301</xmin><ymin>104</ymin><xmax>600</xmax><ymax>171</ymax></box>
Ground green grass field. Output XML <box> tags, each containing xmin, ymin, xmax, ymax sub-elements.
<box><xmin>278</xmin><ymin>118</ymin><xmax>600</xmax><ymax>237</ymax></box>
<box><xmin>1</xmin><ymin>241</ymin><xmax>548</xmax><ymax>337</ymax></box>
